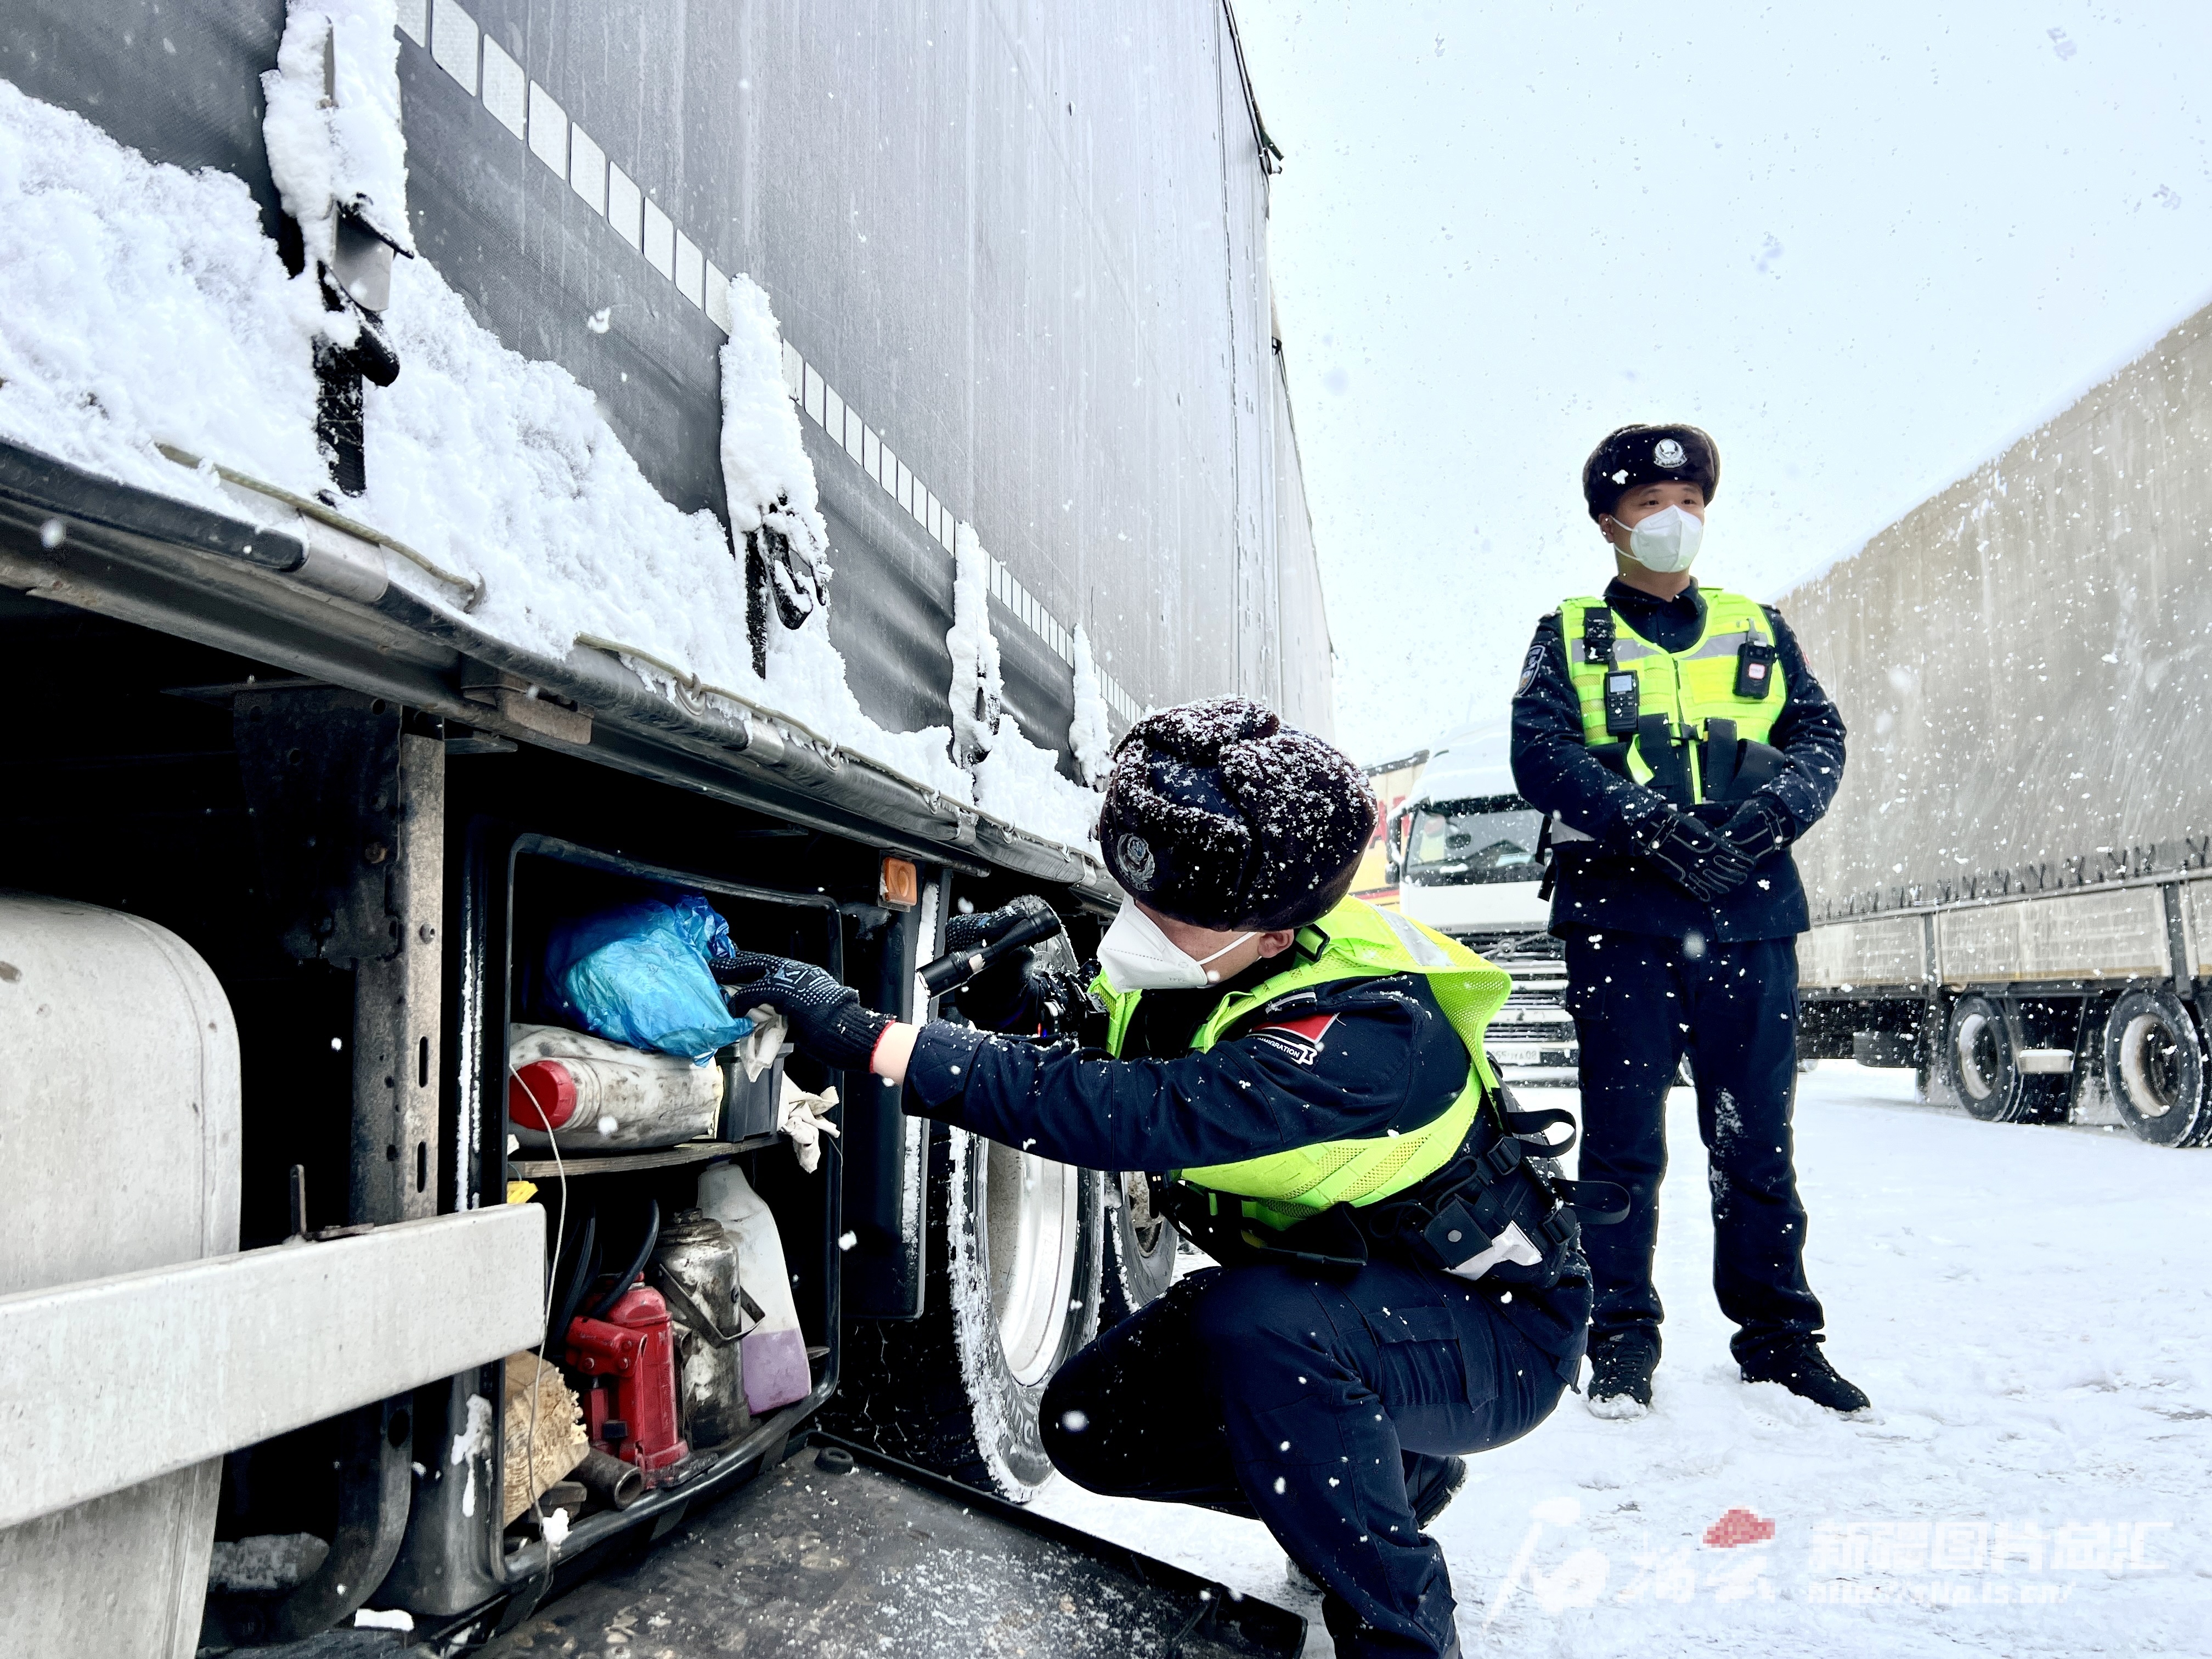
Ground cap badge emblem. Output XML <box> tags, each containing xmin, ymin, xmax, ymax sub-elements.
<box><xmin>1654</xmin><ymin>438</ymin><xmax>1687</xmax><ymax>469</ymax></box>
<box><xmin>1118</xmin><ymin>834</ymin><xmax>1158</xmax><ymax>890</ymax></box>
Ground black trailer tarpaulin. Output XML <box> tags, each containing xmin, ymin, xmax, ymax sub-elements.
<box><xmin>2</xmin><ymin>0</ymin><xmax>1335</xmax><ymax>764</ymax></box>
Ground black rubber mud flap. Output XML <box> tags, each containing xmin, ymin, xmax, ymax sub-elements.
<box><xmin>477</xmin><ymin>1435</ymin><xmax>1305</xmax><ymax>1658</ymax></box>
<box><xmin>825</xmin><ymin>1122</ymin><xmax>1102</xmax><ymax>1499</ymax></box>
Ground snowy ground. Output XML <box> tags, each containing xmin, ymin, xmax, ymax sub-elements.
<box><xmin>1034</xmin><ymin>1063</ymin><xmax>2212</xmax><ymax>1656</ymax></box>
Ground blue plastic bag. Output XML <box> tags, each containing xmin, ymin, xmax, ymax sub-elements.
<box><xmin>544</xmin><ymin>893</ymin><xmax>753</xmax><ymax>1060</ymax></box>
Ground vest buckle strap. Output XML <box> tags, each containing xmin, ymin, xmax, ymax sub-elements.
<box><xmin>1534</xmin><ymin>1204</ymin><xmax>1581</xmax><ymax>1251</ymax></box>
<box><xmin>1477</xmin><ymin>1136</ymin><xmax>1523</xmax><ymax>1182</ymax></box>
<box><xmin>1579</xmin><ymin>608</ymin><xmax>1617</xmax><ymax>667</ymax></box>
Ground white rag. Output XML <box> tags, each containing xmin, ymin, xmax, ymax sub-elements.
<box><xmin>737</xmin><ymin>1005</ymin><xmax>789</xmax><ymax>1081</ymax></box>
<box><xmin>778</xmin><ymin>1075</ymin><xmax>840</xmax><ymax>1173</ymax></box>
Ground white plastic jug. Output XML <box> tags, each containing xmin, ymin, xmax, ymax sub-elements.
<box><xmin>507</xmin><ymin>1023</ymin><xmax>720</xmax><ymax>1150</ymax></box>
<box><xmin>695</xmin><ymin>1165</ymin><xmax>812</xmax><ymax>1414</ymax></box>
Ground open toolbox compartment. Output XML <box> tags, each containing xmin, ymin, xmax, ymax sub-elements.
<box><xmin>380</xmin><ymin>831</ymin><xmax>854</xmax><ymax>1621</ymax></box>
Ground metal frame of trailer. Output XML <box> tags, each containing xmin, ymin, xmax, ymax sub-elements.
<box><xmin>1796</xmin><ymin>867</ymin><xmax>2212</xmax><ymax>1146</ymax></box>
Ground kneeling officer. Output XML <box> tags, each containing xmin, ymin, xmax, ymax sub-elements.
<box><xmin>727</xmin><ymin>698</ymin><xmax>1593</xmax><ymax>1659</ymax></box>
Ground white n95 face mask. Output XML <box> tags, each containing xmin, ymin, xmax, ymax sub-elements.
<box><xmin>1624</xmin><ymin>504</ymin><xmax>1704</xmax><ymax>574</ymax></box>
<box><xmin>1096</xmin><ymin>902</ymin><xmax>1255</xmax><ymax>993</ymax></box>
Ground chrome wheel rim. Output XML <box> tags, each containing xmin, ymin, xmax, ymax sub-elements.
<box><xmin>2120</xmin><ymin>1012</ymin><xmax>2180</xmax><ymax>1118</ymax></box>
<box><xmin>1955</xmin><ymin>1011</ymin><xmax>2000</xmax><ymax>1100</ymax></box>
<box><xmin>985</xmin><ymin>1143</ymin><xmax>1081</xmax><ymax>1386</ymax></box>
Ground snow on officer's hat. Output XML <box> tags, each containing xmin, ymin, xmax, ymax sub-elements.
<box><xmin>1581</xmin><ymin>424</ymin><xmax>1720</xmax><ymax>521</ymax></box>
<box><xmin>1096</xmin><ymin>698</ymin><xmax>1376</xmax><ymax>932</ymax></box>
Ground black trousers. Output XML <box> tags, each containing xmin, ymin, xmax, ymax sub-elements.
<box><xmin>1565</xmin><ymin>930</ymin><xmax>1826</xmax><ymax>1361</ymax></box>
<box><xmin>1041</xmin><ymin>1260</ymin><xmax>1576</xmax><ymax>1659</ymax></box>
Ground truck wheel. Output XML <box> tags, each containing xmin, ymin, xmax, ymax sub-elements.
<box><xmin>830</xmin><ymin>1126</ymin><xmax>1102</xmax><ymax>1499</ymax></box>
<box><xmin>1101</xmin><ymin>1172</ymin><xmax>1180</xmax><ymax>1324</ymax></box>
<box><xmin>1945</xmin><ymin>994</ymin><xmax>2067</xmax><ymax>1124</ymax></box>
<box><xmin>2102</xmin><ymin>988</ymin><xmax>2209</xmax><ymax>1147</ymax></box>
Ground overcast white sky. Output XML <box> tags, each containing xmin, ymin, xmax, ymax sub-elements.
<box><xmin>1238</xmin><ymin>1</ymin><xmax>2212</xmax><ymax>765</ymax></box>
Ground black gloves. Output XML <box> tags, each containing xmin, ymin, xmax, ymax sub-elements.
<box><xmin>942</xmin><ymin>897</ymin><xmax>1097</xmax><ymax>1037</ymax></box>
<box><xmin>1629</xmin><ymin>808</ymin><xmax>1756</xmax><ymax>904</ymax></box>
<box><xmin>1718</xmin><ymin>793</ymin><xmax>1793</xmax><ymax>865</ymax></box>
<box><xmin>715</xmin><ymin>951</ymin><xmax>893</xmax><ymax>1071</ymax></box>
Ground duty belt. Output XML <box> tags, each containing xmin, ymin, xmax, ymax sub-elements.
<box><xmin>1160</xmin><ymin>1099</ymin><xmax>1627</xmax><ymax>1290</ymax></box>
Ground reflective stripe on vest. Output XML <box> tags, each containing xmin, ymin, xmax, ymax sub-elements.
<box><xmin>1096</xmin><ymin>898</ymin><xmax>1511</xmax><ymax>1234</ymax></box>
<box><xmin>1559</xmin><ymin>589</ymin><xmax>1787</xmax><ymax>800</ymax></box>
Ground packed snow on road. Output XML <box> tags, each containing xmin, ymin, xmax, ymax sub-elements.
<box><xmin>1036</xmin><ymin>1063</ymin><xmax>2212</xmax><ymax>1656</ymax></box>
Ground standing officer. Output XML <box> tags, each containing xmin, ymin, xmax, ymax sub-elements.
<box><xmin>1509</xmin><ymin>424</ymin><xmax>1867</xmax><ymax>1419</ymax></box>
<box><xmin>727</xmin><ymin>698</ymin><xmax>1593</xmax><ymax>1659</ymax></box>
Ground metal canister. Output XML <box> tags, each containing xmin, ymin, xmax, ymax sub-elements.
<box><xmin>649</xmin><ymin>1209</ymin><xmax>749</xmax><ymax>1449</ymax></box>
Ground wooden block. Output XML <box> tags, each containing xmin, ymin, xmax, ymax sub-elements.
<box><xmin>501</xmin><ymin>1351</ymin><xmax>590</xmax><ymax>1527</ymax></box>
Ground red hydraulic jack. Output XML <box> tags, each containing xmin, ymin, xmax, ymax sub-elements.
<box><xmin>566</xmin><ymin>1285</ymin><xmax>691</xmax><ymax>1486</ymax></box>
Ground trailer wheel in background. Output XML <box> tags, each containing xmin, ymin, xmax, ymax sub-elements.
<box><xmin>1101</xmin><ymin>1173</ymin><xmax>1180</xmax><ymax>1324</ymax></box>
<box><xmin>1946</xmin><ymin>994</ymin><xmax>2068</xmax><ymax>1124</ymax></box>
<box><xmin>828</xmin><ymin>1126</ymin><xmax>1102</xmax><ymax>1500</ymax></box>
<box><xmin>2101</xmin><ymin>988</ymin><xmax>2209</xmax><ymax>1147</ymax></box>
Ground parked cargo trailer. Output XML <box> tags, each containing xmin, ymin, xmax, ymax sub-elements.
<box><xmin>1785</xmin><ymin>297</ymin><xmax>2212</xmax><ymax>1148</ymax></box>
<box><xmin>0</xmin><ymin>1</ymin><xmax>1326</xmax><ymax>1650</ymax></box>
<box><xmin>1383</xmin><ymin>724</ymin><xmax>1579</xmax><ymax>1086</ymax></box>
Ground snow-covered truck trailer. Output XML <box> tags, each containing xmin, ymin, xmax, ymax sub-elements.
<box><xmin>1786</xmin><ymin>296</ymin><xmax>2212</xmax><ymax>1150</ymax></box>
<box><xmin>1384</xmin><ymin>724</ymin><xmax>1578</xmax><ymax>1086</ymax></box>
<box><xmin>0</xmin><ymin>2</ymin><xmax>1327</xmax><ymax>1652</ymax></box>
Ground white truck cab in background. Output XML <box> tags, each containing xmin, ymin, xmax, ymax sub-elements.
<box><xmin>1386</xmin><ymin>725</ymin><xmax>1577</xmax><ymax>1086</ymax></box>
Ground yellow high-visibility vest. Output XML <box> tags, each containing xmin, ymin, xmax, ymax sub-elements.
<box><xmin>1097</xmin><ymin>898</ymin><xmax>1509</xmax><ymax>1234</ymax></box>
<box><xmin>1558</xmin><ymin>588</ymin><xmax>1786</xmax><ymax>801</ymax></box>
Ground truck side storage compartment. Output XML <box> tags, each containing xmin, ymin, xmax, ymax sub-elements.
<box><xmin>382</xmin><ymin>832</ymin><xmax>847</xmax><ymax>1624</ymax></box>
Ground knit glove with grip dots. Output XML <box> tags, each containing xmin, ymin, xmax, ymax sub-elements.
<box><xmin>713</xmin><ymin>951</ymin><xmax>892</xmax><ymax>1072</ymax></box>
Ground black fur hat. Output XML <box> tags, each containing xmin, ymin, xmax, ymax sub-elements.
<box><xmin>1096</xmin><ymin>698</ymin><xmax>1377</xmax><ymax>932</ymax></box>
<box><xmin>1582</xmin><ymin>424</ymin><xmax>1720</xmax><ymax>521</ymax></box>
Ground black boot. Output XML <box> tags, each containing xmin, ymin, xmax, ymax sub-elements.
<box><xmin>1586</xmin><ymin>1331</ymin><xmax>1658</xmax><ymax>1419</ymax></box>
<box><xmin>1740</xmin><ymin>1336</ymin><xmax>1870</xmax><ymax>1414</ymax></box>
<box><xmin>1407</xmin><ymin>1452</ymin><xmax>1468</xmax><ymax>1532</ymax></box>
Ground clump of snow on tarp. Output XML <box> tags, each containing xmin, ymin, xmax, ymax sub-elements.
<box><xmin>1068</xmin><ymin>623</ymin><xmax>1114</xmax><ymax>785</ymax></box>
<box><xmin>974</xmin><ymin>725</ymin><xmax>1103</xmax><ymax>849</ymax></box>
<box><xmin>0</xmin><ymin>82</ymin><xmax>329</xmax><ymax>506</ymax></box>
<box><xmin>719</xmin><ymin>275</ymin><xmax>829</xmax><ymax>619</ymax></box>
<box><xmin>362</xmin><ymin>258</ymin><xmax>743</xmax><ymax>661</ymax></box>
<box><xmin>947</xmin><ymin>521</ymin><xmax>1005</xmax><ymax>766</ymax></box>
<box><xmin>260</xmin><ymin>0</ymin><xmax>414</xmax><ymax>272</ymax></box>
<box><xmin>754</xmin><ymin>625</ymin><xmax>972</xmax><ymax>796</ymax></box>
<box><xmin>950</xmin><ymin>519</ymin><xmax>1102</xmax><ymax>844</ymax></box>
<box><xmin>366</xmin><ymin>252</ymin><xmax>968</xmax><ymax>795</ymax></box>
<box><xmin>712</xmin><ymin>287</ymin><xmax>968</xmax><ymax>794</ymax></box>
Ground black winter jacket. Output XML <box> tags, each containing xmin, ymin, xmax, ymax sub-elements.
<box><xmin>904</xmin><ymin>956</ymin><xmax>1469</xmax><ymax>1175</ymax></box>
<box><xmin>1509</xmin><ymin>577</ymin><xmax>1847</xmax><ymax>943</ymax></box>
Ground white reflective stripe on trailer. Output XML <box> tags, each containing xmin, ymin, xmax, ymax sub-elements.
<box><xmin>0</xmin><ymin>1204</ymin><xmax>545</xmax><ymax>1531</ymax></box>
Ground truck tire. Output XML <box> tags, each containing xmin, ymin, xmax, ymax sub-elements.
<box><xmin>1945</xmin><ymin>994</ymin><xmax>2068</xmax><ymax>1124</ymax></box>
<box><xmin>2102</xmin><ymin>988</ymin><xmax>2209</xmax><ymax>1147</ymax></box>
<box><xmin>1101</xmin><ymin>1172</ymin><xmax>1180</xmax><ymax>1324</ymax></box>
<box><xmin>829</xmin><ymin>1125</ymin><xmax>1102</xmax><ymax>1499</ymax></box>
